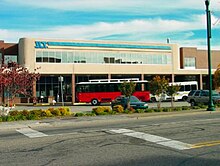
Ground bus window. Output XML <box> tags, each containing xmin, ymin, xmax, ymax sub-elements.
<box><xmin>185</xmin><ymin>85</ymin><xmax>191</xmax><ymax>91</ymax></box>
<box><xmin>179</xmin><ymin>85</ymin><xmax>184</xmax><ymax>91</ymax></box>
<box><xmin>144</xmin><ymin>83</ymin><xmax>150</xmax><ymax>91</ymax></box>
<box><xmin>136</xmin><ymin>83</ymin><xmax>142</xmax><ymax>91</ymax></box>
<box><xmin>191</xmin><ymin>84</ymin><xmax>197</xmax><ymax>90</ymax></box>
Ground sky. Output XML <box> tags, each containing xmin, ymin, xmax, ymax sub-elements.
<box><xmin>0</xmin><ymin>0</ymin><xmax>220</xmax><ymax>49</ymax></box>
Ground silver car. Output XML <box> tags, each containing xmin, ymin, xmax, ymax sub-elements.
<box><xmin>187</xmin><ymin>90</ymin><xmax>220</xmax><ymax>106</ymax></box>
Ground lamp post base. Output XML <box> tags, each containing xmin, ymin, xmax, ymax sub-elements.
<box><xmin>207</xmin><ymin>104</ymin><xmax>215</xmax><ymax>111</ymax></box>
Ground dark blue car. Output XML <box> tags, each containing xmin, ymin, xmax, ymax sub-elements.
<box><xmin>111</xmin><ymin>95</ymin><xmax>148</xmax><ymax>109</ymax></box>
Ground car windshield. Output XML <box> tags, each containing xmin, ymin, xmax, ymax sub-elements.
<box><xmin>130</xmin><ymin>96</ymin><xmax>140</xmax><ymax>102</ymax></box>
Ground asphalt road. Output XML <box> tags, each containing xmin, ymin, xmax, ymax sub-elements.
<box><xmin>0</xmin><ymin>110</ymin><xmax>219</xmax><ymax>166</ymax></box>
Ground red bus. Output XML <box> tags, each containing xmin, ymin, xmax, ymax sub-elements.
<box><xmin>75</xmin><ymin>78</ymin><xmax>150</xmax><ymax>105</ymax></box>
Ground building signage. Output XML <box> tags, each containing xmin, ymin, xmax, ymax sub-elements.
<box><xmin>35</xmin><ymin>41</ymin><xmax>171</xmax><ymax>50</ymax></box>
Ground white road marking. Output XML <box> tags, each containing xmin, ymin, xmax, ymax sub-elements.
<box><xmin>16</xmin><ymin>128</ymin><xmax>48</xmax><ymax>138</ymax></box>
<box><xmin>110</xmin><ymin>129</ymin><xmax>192</xmax><ymax>150</ymax></box>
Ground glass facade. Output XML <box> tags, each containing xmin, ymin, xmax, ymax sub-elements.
<box><xmin>36</xmin><ymin>76</ymin><xmax>72</xmax><ymax>102</ymax></box>
<box><xmin>36</xmin><ymin>50</ymin><xmax>172</xmax><ymax>65</ymax></box>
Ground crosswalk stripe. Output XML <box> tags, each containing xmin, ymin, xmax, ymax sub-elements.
<box><xmin>110</xmin><ymin>129</ymin><xmax>192</xmax><ymax>150</ymax></box>
<box><xmin>16</xmin><ymin>128</ymin><xmax>48</xmax><ymax>138</ymax></box>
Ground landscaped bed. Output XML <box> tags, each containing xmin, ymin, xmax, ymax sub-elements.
<box><xmin>0</xmin><ymin>104</ymin><xmax>219</xmax><ymax>122</ymax></box>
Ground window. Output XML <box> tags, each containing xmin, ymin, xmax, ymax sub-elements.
<box><xmin>201</xmin><ymin>91</ymin><xmax>208</xmax><ymax>96</ymax></box>
<box><xmin>184</xmin><ymin>57</ymin><xmax>196</xmax><ymax>69</ymax></box>
<box><xmin>185</xmin><ymin>85</ymin><xmax>191</xmax><ymax>91</ymax></box>
<box><xmin>194</xmin><ymin>91</ymin><xmax>200</xmax><ymax>96</ymax></box>
<box><xmin>4</xmin><ymin>55</ymin><xmax>18</xmax><ymax>63</ymax></box>
<box><xmin>62</xmin><ymin>52</ymin><xmax>68</xmax><ymax>63</ymax></box>
<box><xmin>35</xmin><ymin>50</ymin><xmax>172</xmax><ymax>65</ymax></box>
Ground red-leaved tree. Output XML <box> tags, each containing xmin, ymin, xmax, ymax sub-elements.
<box><xmin>0</xmin><ymin>62</ymin><xmax>40</xmax><ymax>105</ymax></box>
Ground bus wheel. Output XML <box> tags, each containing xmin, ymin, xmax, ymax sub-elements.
<box><xmin>182</xmin><ymin>96</ymin><xmax>188</xmax><ymax>101</ymax></box>
<box><xmin>91</xmin><ymin>99</ymin><xmax>99</xmax><ymax>106</ymax></box>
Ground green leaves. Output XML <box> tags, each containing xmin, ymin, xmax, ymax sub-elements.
<box><xmin>166</xmin><ymin>84</ymin><xmax>180</xmax><ymax>96</ymax></box>
<box><xmin>150</xmin><ymin>76</ymin><xmax>169</xmax><ymax>96</ymax></box>
<box><xmin>118</xmin><ymin>81</ymin><xmax>136</xmax><ymax>97</ymax></box>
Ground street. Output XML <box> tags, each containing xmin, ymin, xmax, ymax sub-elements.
<box><xmin>0</xmin><ymin>110</ymin><xmax>219</xmax><ymax>166</ymax></box>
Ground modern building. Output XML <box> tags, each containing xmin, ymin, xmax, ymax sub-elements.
<box><xmin>0</xmin><ymin>38</ymin><xmax>220</xmax><ymax>104</ymax></box>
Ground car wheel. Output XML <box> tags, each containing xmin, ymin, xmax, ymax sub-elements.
<box><xmin>151</xmin><ymin>97</ymin><xmax>156</xmax><ymax>102</ymax></box>
<box><xmin>190</xmin><ymin>100</ymin><xmax>196</xmax><ymax>107</ymax></box>
<box><xmin>182</xmin><ymin>96</ymin><xmax>188</xmax><ymax>101</ymax></box>
<box><xmin>91</xmin><ymin>99</ymin><xmax>99</xmax><ymax>106</ymax></box>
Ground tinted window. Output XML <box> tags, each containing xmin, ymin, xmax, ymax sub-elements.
<box><xmin>194</xmin><ymin>91</ymin><xmax>200</xmax><ymax>96</ymax></box>
<box><xmin>201</xmin><ymin>91</ymin><xmax>208</xmax><ymax>96</ymax></box>
<box><xmin>188</xmin><ymin>90</ymin><xmax>195</xmax><ymax>96</ymax></box>
<box><xmin>130</xmin><ymin>96</ymin><xmax>140</xmax><ymax>102</ymax></box>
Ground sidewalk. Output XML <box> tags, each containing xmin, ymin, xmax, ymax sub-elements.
<box><xmin>0</xmin><ymin>108</ymin><xmax>219</xmax><ymax>131</ymax></box>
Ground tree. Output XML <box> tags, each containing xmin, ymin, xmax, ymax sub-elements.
<box><xmin>118</xmin><ymin>81</ymin><xmax>136</xmax><ymax>109</ymax></box>
<box><xmin>150</xmin><ymin>76</ymin><xmax>169</xmax><ymax>108</ymax></box>
<box><xmin>214</xmin><ymin>64</ymin><xmax>220</xmax><ymax>89</ymax></box>
<box><xmin>0</xmin><ymin>62</ymin><xmax>40</xmax><ymax>106</ymax></box>
<box><xmin>166</xmin><ymin>84</ymin><xmax>180</xmax><ymax>108</ymax></box>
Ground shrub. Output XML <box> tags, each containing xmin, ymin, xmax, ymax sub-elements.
<box><xmin>26</xmin><ymin>114</ymin><xmax>39</xmax><ymax>120</ymax></box>
<box><xmin>58</xmin><ymin>107</ymin><xmax>72</xmax><ymax>116</ymax></box>
<box><xmin>9</xmin><ymin>110</ymin><xmax>20</xmax><ymax>116</ymax></box>
<box><xmin>75</xmin><ymin>112</ymin><xmax>85</xmax><ymax>117</ymax></box>
<box><xmin>50</xmin><ymin>108</ymin><xmax>61</xmax><ymax>116</ymax></box>
<box><xmin>30</xmin><ymin>109</ymin><xmax>42</xmax><ymax>117</ymax></box>
<box><xmin>182</xmin><ymin>106</ymin><xmax>191</xmax><ymax>110</ymax></box>
<box><xmin>48</xmin><ymin>107</ymin><xmax>55</xmax><ymax>112</ymax></box>
<box><xmin>1</xmin><ymin>116</ymin><xmax>15</xmax><ymax>122</ymax></box>
<box><xmin>145</xmin><ymin>108</ymin><xmax>154</xmax><ymax>113</ymax></box>
<box><xmin>124</xmin><ymin>109</ymin><xmax>131</xmax><ymax>114</ymax></box>
<box><xmin>153</xmin><ymin>108</ymin><xmax>163</xmax><ymax>112</ymax></box>
<box><xmin>162</xmin><ymin>108</ymin><xmax>173</xmax><ymax>112</ymax></box>
<box><xmin>84</xmin><ymin>112</ymin><xmax>96</xmax><ymax>116</ymax></box>
<box><xmin>13</xmin><ymin>114</ymin><xmax>27</xmax><ymax>121</ymax></box>
<box><xmin>197</xmin><ymin>104</ymin><xmax>207</xmax><ymax>109</ymax></box>
<box><xmin>191</xmin><ymin>106</ymin><xmax>200</xmax><ymax>109</ymax></box>
<box><xmin>135</xmin><ymin>109</ymin><xmax>145</xmax><ymax>113</ymax></box>
<box><xmin>21</xmin><ymin>110</ymin><xmax>30</xmax><ymax>116</ymax></box>
<box><xmin>112</xmin><ymin>105</ymin><xmax>124</xmax><ymax>113</ymax></box>
<box><xmin>174</xmin><ymin>107</ymin><xmax>182</xmax><ymax>111</ymax></box>
<box><xmin>129</xmin><ymin>107</ymin><xmax>136</xmax><ymax>113</ymax></box>
<box><xmin>92</xmin><ymin>106</ymin><xmax>112</xmax><ymax>115</ymax></box>
<box><xmin>41</xmin><ymin>110</ymin><xmax>53</xmax><ymax>117</ymax></box>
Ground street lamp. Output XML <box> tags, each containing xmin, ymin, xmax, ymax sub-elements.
<box><xmin>58</xmin><ymin>76</ymin><xmax>64</xmax><ymax>106</ymax></box>
<box><xmin>205</xmin><ymin>0</ymin><xmax>215</xmax><ymax>111</ymax></box>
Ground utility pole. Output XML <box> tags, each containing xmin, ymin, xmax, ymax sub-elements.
<box><xmin>205</xmin><ymin>0</ymin><xmax>215</xmax><ymax>111</ymax></box>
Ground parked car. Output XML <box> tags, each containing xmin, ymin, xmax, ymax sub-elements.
<box><xmin>111</xmin><ymin>95</ymin><xmax>148</xmax><ymax>109</ymax></box>
<box><xmin>150</xmin><ymin>93</ymin><xmax>177</xmax><ymax>102</ymax></box>
<box><xmin>187</xmin><ymin>90</ymin><xmax>220</xmax><ymax>106</ymax></box>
